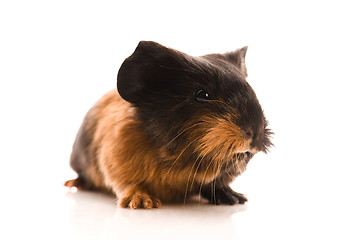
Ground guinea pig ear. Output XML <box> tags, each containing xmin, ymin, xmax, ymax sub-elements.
<box><xmin>224</xmin><ymin>46</ymin><xmax>248</xmax><ymax>79</ymax></box>
<box><xmin>117</xmin><ymin>41</ymin><xmax>171</xmax><ymax>103</ymax></box>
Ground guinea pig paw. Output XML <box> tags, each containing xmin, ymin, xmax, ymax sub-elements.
<box><xmin>64</xmin><ymin>177</ymin><xmax>87</xmax><ymax>190</ymax></box>
<box><xmin>118</xmin><ymin>191</ymin><xmax>161</xmax><ymax>209</ymax></box>
<box><xmin>226</xmin><ymin>190</ymin><xmax>248</xmax><ymax>205</ymax></box>
<box><xmin>202</xmin><ymin>186</ymin><xmax>248</xmax><ymax>205</ymax></box>
<box><xmin>216</xmin><ymin>187</ymin><xmax>248</xmax><ymax>205</ymax></box>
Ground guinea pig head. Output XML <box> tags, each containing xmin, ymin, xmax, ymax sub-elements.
<box><xmin>117</xmin><ymin>41</ymin><xmax>272</xmax><ymax>171</ymax></box>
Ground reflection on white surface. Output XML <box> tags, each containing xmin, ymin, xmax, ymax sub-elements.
<box><xmin>1</xmin><ymin>188</ymin><xmax>248</xmax><ymax>240</ymax></box>
<box><xmin>2</xmin><ymin>173</ymin><xmax>359</xmax><ymax>240</ymax></box>
<box><xmin>65</xmin><ymin>190</ymin><xmax>247</xmax><ymax>240</ymax></box>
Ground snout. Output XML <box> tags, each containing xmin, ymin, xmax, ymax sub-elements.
<box><xmin>242</xmin><ymin>127</ymin><xmax>254</xmax><ymax>139</ymax></box>
<box><xmin>239</xmin><ymin>127</ymin><xmax>265</xmax><ymax>154</ymax></box>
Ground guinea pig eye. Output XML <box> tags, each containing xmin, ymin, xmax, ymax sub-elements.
<box><xmin>195</xmin><ymin>89</ymin><xmax>210</xmax><ymax>102</ymax></box>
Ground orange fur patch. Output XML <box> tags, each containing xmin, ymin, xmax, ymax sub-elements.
<box><xmin>196</xmin><ymin>114</ymin><xmax>251</xmax><ymax>160</ymax></box>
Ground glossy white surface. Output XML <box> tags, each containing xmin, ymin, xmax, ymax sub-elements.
<box><xmin>1</xmin><ymin>0</ymin><xmax>361</xmax><ymax>239</ymax></box>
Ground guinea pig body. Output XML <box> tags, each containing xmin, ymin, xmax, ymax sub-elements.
<box><xmin>65</xmin><ymin>41</ymin><xmax>272</xmax><ymax>209</ymax></box>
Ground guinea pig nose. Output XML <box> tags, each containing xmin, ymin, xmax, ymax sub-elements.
<box><xmin>243</xmin><ymin>128</ymin><xmax>254</xmax><ymax>139</ymax></box>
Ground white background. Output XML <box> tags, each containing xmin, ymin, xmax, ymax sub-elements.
<box><xmin>1</xmin><ymin>0</ymin><xmax>360</xmax><ymax>239</ymax></box>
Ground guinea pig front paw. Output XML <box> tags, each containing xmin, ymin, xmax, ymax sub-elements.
<box><xmin>118</xmin><ymin>190</ymin><xmax>161</xmax><ymax>209</ymax></box>
<box><xmin>201</xmin><ymin>185</ymin><xmax>248</xmax><ymax>205</ymax></box>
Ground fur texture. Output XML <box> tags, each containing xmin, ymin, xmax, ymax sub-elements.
<box><xmin>65</xmin><ymin>41</ymin><xmax>272</xmax><ymax>209</ymax></box>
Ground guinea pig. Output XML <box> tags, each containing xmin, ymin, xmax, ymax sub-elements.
<box><xmin>64</xmin><ymin>41</ymin><xmax>272</xmax><ymax>209</ymax></box>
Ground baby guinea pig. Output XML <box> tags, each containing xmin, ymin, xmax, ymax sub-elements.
<box><xmin>64</xmin><ymin>41</ymin><xmax>273</xmax><ymax>209</ymax></box>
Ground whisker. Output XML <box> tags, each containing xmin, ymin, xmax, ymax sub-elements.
<box><xmin>164</xmin><ymin>137</ymin><xmax>200</xmax><ymax>180</ymax></box>
<box><xmin>233</xmin><ymin>155</ymin><xmax>245</xmax><ymax>175</ymax></box>
<box><xmin>198</xmin><ymin>157</ymin><xmax>216</xmax><ymax>206</ymax></box>
<box><xmin>189</xmin><ymin>154</ymin><xmax>206</xmax><ymax>197</ymax></box>
<box><xmin>225</xmin><ymin>169</ymin><xmax>233</xmax><ymax>179</ymax></box>
<box><xmin>166</xmin><ymin>122</ymin><xmax>205</xmax><ymax>148</ymax></box>
<box><xmin>241</xmin><ymin>157</ymin><xmax>247</xmax><ymax>172</ymax></box>
<box><xmin>233</xmin><ymin>155</ymin><xmax>241</xmax><ymax>174</ymax></box>
<box><xmin>210</xmin><ymin>164</ymin><xmax>219</xmax><ymax>205</ymax></box>
<box><xmin>213</xmin><ymin>178</ymin><xmax>216</xmax><ymax>205</ymax></box>
<box><xmin>213</xmin><ymin>161</ymin><xmax>222</xmax><ymax>205</ymax></box>
<box><xmin>183</xmin><ymin>156</ymin><xmax>201</xmax><ymax>205</ymax></box>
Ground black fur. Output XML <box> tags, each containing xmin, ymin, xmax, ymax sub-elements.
<box><xmin>69</xmin><ymin>107</ymin><xmax>100</xmax><ymax>190</ymax></box>
<box><xmin>201</xmin><ymin>183</ymin><xmax>248</xmax><ymax>205</ymax></box>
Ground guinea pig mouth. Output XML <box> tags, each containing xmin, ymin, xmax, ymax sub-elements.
<box><xmin>238</xmin><ymin>151</ymin><xmax>251</xmax><ymax>158</ymax></box>
<box><xmin>234</xmin><ymin>148</ymin><xmax>257</xmax><ymax>155</ymax></box>
<box><xmin>233</xmin><ymin>148</ymin><xmax>257</xmax><ymax>164</ymax></box>
<box><xmin>233</xmin><ymin>151</ymin><xmax>253</xmax><ymax>166</ymax></box>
